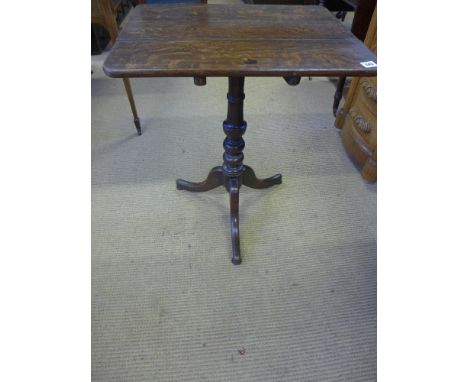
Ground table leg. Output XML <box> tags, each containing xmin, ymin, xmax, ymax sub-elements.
<box><xmin>229</xmin><ymin>177</ymin><xmax>241</xmax><ymax>264</ymax></box>
<box><xmin>122</xmin><ymin>78</ymin><xmax>142</xmax><ymax>135</ymax></box>
<box><xmin>242</xmin><ymin>165</ymin><xmax>282</xmax><ymax>189</ymax></box>
<box><xmin>176</xmin><ymin>77</ymin><xmax>282</xmax><ymax>265</ymax></box>
<box><xmin>176</xmin><ymin>166</ymin><xmax>224</xmax><ymax>192</ymax></box>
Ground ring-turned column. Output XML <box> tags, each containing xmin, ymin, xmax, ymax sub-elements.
<box><xmin>223</xmin><ymin>77</ymin><xmax>246</xmax><ymax>264</ymax></box>
<box><xmin>175</xmin><ymin>76</ymin><xmax>282</xmax><ymax>265</ymax></box>
<box><xmin>222</xmin><ymin>77</ymin><xmax>247</xmax><ymax>179</ymax></box>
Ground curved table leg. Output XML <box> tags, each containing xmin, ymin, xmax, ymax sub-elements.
<box><xmin>176</xmin><ymin>77</ymin><xmax>283</xmax><ymax>265</ymax></box>
<box><xmin>176</xmin><ymin>166</ymin><xmax>224</xmax><ymax>192</ymax></box>
<box><xmin>229</xmin><ymin>178</ymin><xmax>241</xmax><ymax>265</ymax></box>
<box><xmin>242</xmin><ymin>165</ymin><xmax>282</xmax><ymax>189</ymax></box>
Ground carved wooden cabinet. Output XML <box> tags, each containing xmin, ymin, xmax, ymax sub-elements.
<box><xmin>335</xmin><ymin>7</ymin><xmax>377</xmax><ymax>182</ymax></box>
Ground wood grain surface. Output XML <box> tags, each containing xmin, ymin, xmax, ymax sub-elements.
<box><xmin>103</xmin><ymin>4</ymin><xmax>377</xmax><ymax>78</ymax></box>
<box><xmin>335</xmin><ymin>7</ymin><xmax>377</xmax><ymax>182</ymax></box>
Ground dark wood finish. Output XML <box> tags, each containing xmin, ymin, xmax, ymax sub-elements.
<box><xmin>347</xmin><ymin>0</ymin><xmax>375</xmax><ymax>41</ymax></box>
<box><xmin>332</xmin><ymin>0</ymin><xmax>376</xmax><ymax>115</ymax></box>
<box><xmin>283</xmin><ymin>76</ymin><xmax>301</xmax><ymax>86</ymax></box>
<box><xmin>92</xmin><ymin>0</ymin><xmax>142</xmax><ymax>134</ymax></box>
<box><xmin>193</xmin><ymin>76</ymin><xmax>207</xmax><ymax>86</ymax></box>
<box><xmin>333</xmin><ymin>76</ymin><xmax>347</xmax><ymax>115</ymax></box>
<box><xmin>242</xmin><ymin>166</ymin><xmax>282</xmax><ymax>189</ymax></box>
<box><xmin>103</xmin><ymin>4</ymin><xmax>376</xmax><ymax>78</ymax></box>
<box><xmin>92</xmin><ymin>22</ymin><xmax>112</xmax><ymax>56</ymax></box>
<box><xmin>176</xmin><ymin>77</ymin><xmax>281</xmax><ymax>264</ymax></box>
<box><xmin>319</xmin><ymin>0</ymin><xmax>355</xmax><ymax>12</ymax></box>
<box><xmin>335</xmin><ymin>7</ymin><xmax>376</xmax><ymax>181</ymax></box>
<box><xmin>92</xmin><ymin>0</ymin><xmax>133</xmax><ymax>55</ymax></box>
<box><xmin>103</xmin><ymin>4</ymin><xmax>376</xmax><ymax>265</ymax></box>
<box><xmin>176</xmin><ymin>166</ymin><xmax>224</xmax><ymax>192</ymax></box>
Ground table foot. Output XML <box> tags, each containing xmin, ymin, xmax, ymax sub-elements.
<box><xmin>176</xmin><ymin>166</ymin><xmax>224</xmax><ymax>191</ymax></box>
<box><xmin>134</xmin><ymin>117</ymin><xmax>142</xmax><ymax>135</ymax></box>
<box><xmin>176</xmin><ymin>165</ymin><xmax>281</xmax><ymax>265</ymax></box>
<box><xmin>242</xmin><ymin>165</ymin><xmax>282</xmax><ymax>189</ymax></box>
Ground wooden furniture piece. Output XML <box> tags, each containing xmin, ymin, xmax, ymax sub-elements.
<box><xmin>335</xmin><ymin>7</ymin><xmax>376</xmax><ymax>182</ymax></box>
<box><xmin>241</xmin><ymin>0</ymin><xmax>375</xmax><ymax>115</ymax></box>
<box><xmin>91</xmin><ymin>0</ymin><xmax>142</xmax><ymax>134</ymax></box>
<box><xmin>318</xmin><ymin>1</ymin><xmax>355</xmax><ymax>22</ymax></box>
<box><xmin>330</xmin><ymin>0</ymin><xmax>376</xmax><ymax>115</ymax></box>
<box><xmin>92</xmin><ymin>0</ymin><xmax>127</xmax><ymax>55</ymax></box>
<box><xmin>93</xmin><ymin>0</ymin><xmax>146</xmax><ymax>54</ymax></box>
<box><xmin>103</xmin><ymin>4</ymin><xmax>377</xmax><ymax>265</ymax></box>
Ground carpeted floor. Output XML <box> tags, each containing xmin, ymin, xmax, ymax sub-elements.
<box><xmin>92</xmin><ymin>73</ymin><xmax>376</xmax><ymax>381</ymax></box>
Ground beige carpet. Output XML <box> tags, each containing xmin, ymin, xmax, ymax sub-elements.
<box><xmin>92</xmin><ymin>75</ymin><xmax>376</xmax><ymax>381</ymax></box>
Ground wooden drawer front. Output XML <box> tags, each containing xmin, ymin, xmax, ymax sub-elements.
<box><xmin>348</xmin><ymin>78</ymin><xmax>376</xmax><ymax>144</ymax></box>
<box><xmin>360</xmin><ymin>77</ymin><xmax>377</xmax><ymax>103</ymax></box>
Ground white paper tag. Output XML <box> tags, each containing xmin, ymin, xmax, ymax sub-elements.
<box><xmin>360</xmin><ymin>61</ymin><xmax>377</xmax><ymax>68</ymax></box>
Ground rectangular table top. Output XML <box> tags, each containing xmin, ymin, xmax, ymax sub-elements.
<box><xmin>103</xmin><ymin>4</ymin><xmax>377</xmax><ymax>78</ymax></box>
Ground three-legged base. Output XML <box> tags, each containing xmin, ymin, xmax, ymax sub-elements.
<box><xmin>176</xmin><ymin>166</ymin><xmax>281</xmax><ymax>264</ymax></box>
<box><xmin>177</xmin><ymin>76</ymin><xmax>281</xmax><ymax>265</ymax></box>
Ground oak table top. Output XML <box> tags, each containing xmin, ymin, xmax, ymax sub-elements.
<box><xmin>102</xmin><ymin>3</ymin><xmax>378</xmax><ymax>265</ymax></box>
<box><xmin>103</xmin><ymin>3</ymin><xmax>377</xmax><ymax>78</ymax></box>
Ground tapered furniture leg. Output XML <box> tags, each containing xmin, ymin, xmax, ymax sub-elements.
<box><xmin>176</xmin><ymin>77</ymin><xmax>281</xmax><ymax>265</ymax></box>
<box><xmin>333</xmin><ymin>76</ymin><xmax>346</xmax><ymax>116</ymax></box>
<box><xmin>242</xmin><ymin>165</ymin><xmax>282</xmax><ymax>189</ymax></box>
<box><xmin>122</xmin><ymin>77</ymin><xmax>142</xmax><ymax>135</ymax></box>
<box><xmin>176</xmin><ymin>166</ymin><xmax>224</xmax><ymax>191</ymax></box>
<box><xmin>92</xmin><ymin>0</ymin><xmax>143</xmax><ymax>135</ymax></box>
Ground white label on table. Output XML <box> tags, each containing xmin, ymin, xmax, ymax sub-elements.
<box><xmin>360</xmin><ymin>61</ymin><xmax>377</xmax><ymax>68</ymax></box>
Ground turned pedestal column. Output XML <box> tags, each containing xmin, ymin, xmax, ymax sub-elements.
<box><xmin>176</xmin><ymin>77</ymin><xmax>282</xmax><ymax>265</ymax></box>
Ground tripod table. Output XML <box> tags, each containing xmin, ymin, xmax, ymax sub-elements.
<box><xmin>103</xmin><ymin>4</ymin><xmax>377</xmax><ymax>265</ymax></box>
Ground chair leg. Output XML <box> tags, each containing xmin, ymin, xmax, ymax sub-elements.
<box><xmin>122</xmin><ymin>78</ymin><xmax>142</xmax><ymax>135</ymax></box>
<box><xmin>336</xmin><ymin>11</ymin><xmax>347</xmax><ymax>21</ymax></box>
<box><xmin>333</xmin><ymin>76</ymin><xmax>346</xmax><ymax>117</ymax></box>
<box><xmin>95</xmin><ymin>0</ymin><xmax>141</xmax><ymax>134</ymax></box>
